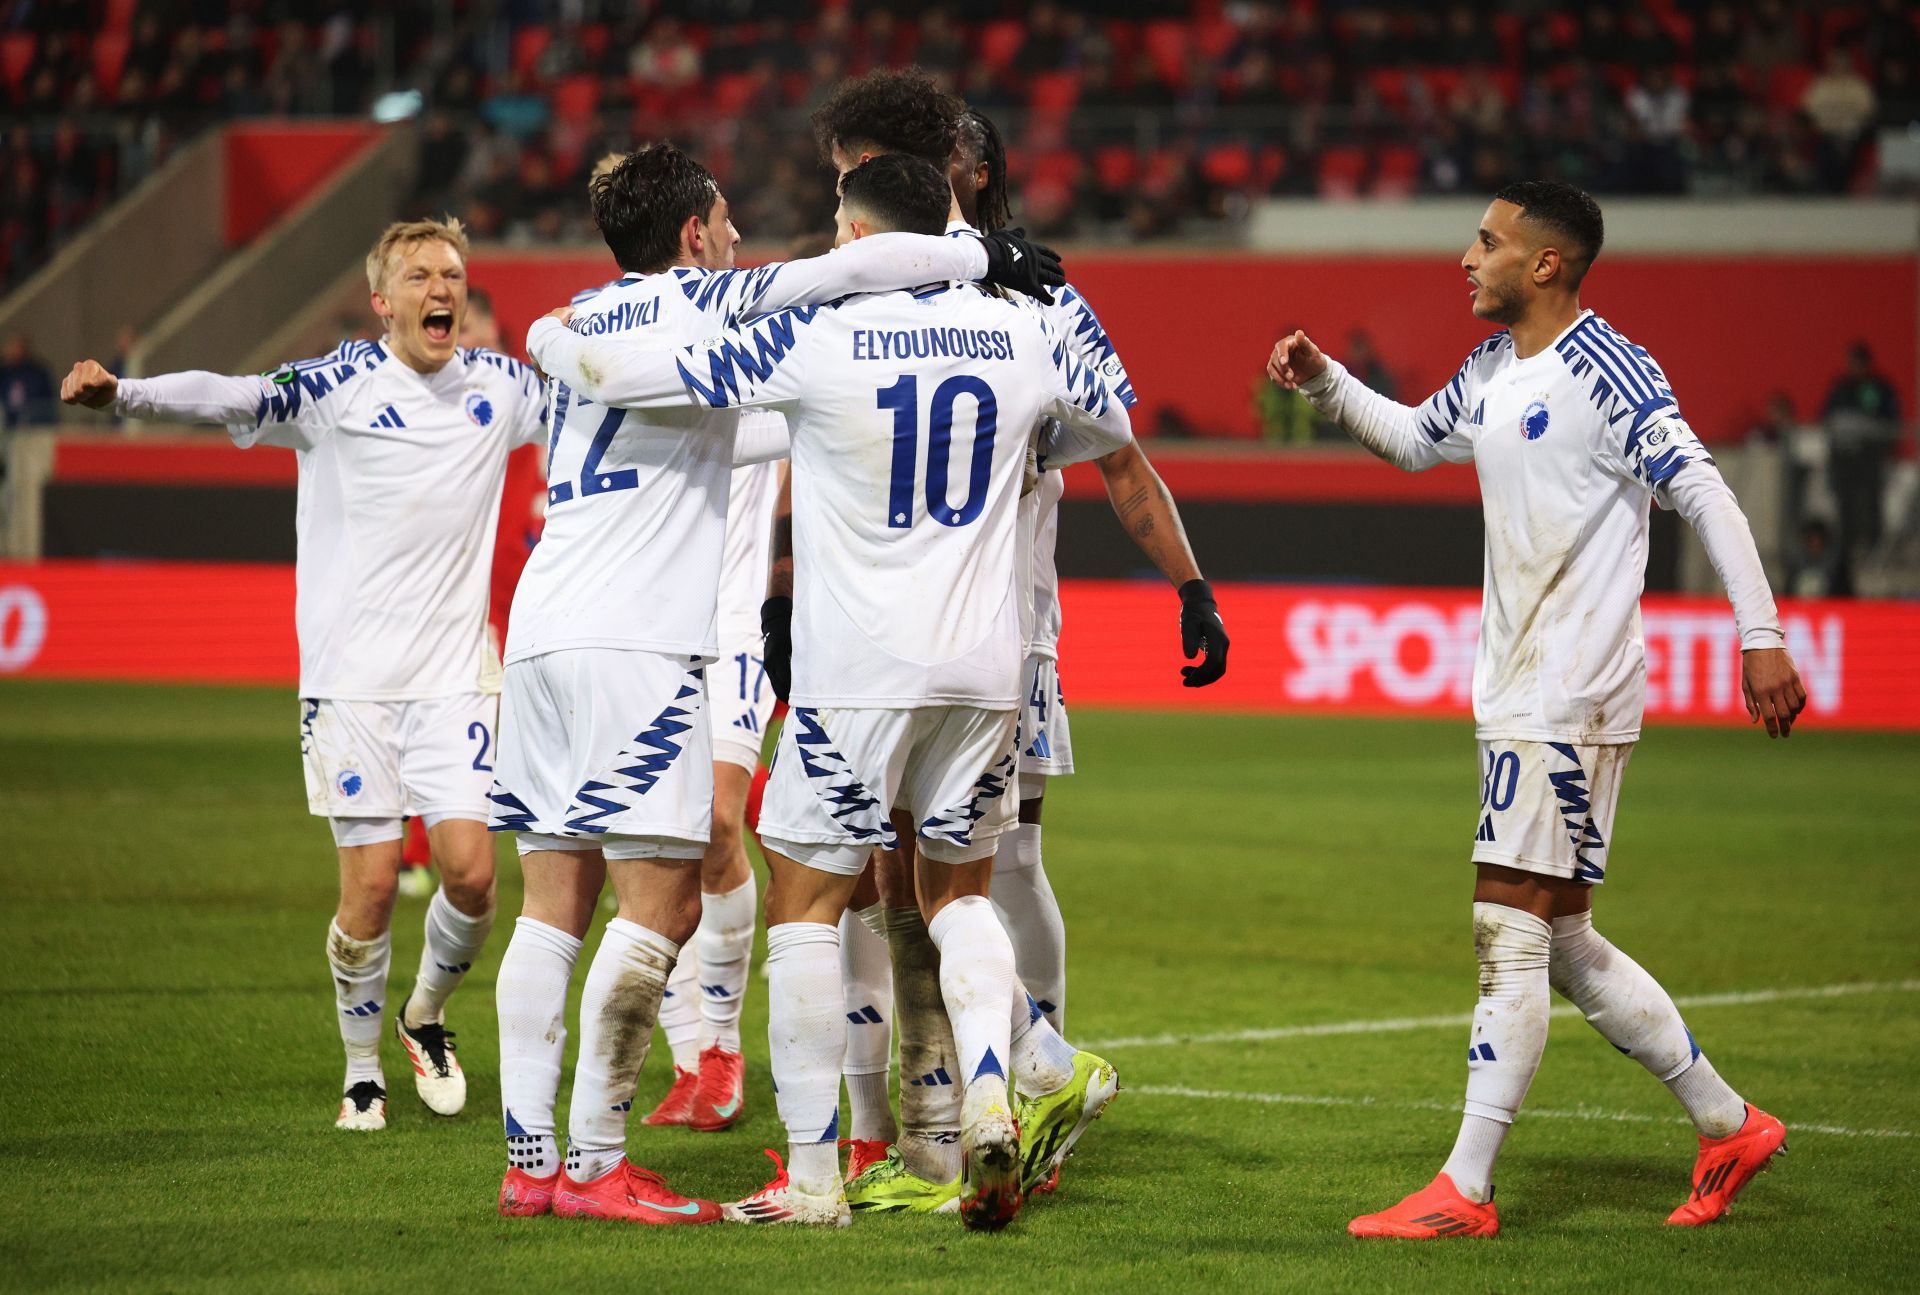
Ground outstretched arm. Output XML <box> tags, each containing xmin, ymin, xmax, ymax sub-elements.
<box><xmin>1663</xmin><ymin>461</ymin><xmax>1807</xmax><ymax>737</ymax></box>
<box><xmin>1269</xmin><ymin>331</ymin><xmax>1453</xmax><ymax>472</ymax></box>
<box><xmin>65</xmin><ymin>359</ymin><xmax>278</xmax><ymax>435</ymax></box>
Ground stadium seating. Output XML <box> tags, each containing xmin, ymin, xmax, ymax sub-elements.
<box><xmin>3</xmin><ymin>1</ymin><xmax>1917</xmax><ymax>291</ymax></box>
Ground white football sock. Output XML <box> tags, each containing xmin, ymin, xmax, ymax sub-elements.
<box><xmin>496</xmin><ymin>916</ymin><xmax>581</xmax><ymax>1176</ymax></box>
<box><xmin>991</xmin><ymin>823</ymin><xmax>1067</xmax><ymax>1032</ymax></box>
<box><xmin>841</xmin><ymin>904</ymin><xmax>898</xmax><ymax>1144</ymax></box>
<box><xmin>765</xmin><ymin>921</ymin><xmax>845</xmax><ymax>1195</ymax></box>
<box><xmin>405</xmin><ymin>888</ymin><xmax>494</xmax><ymax>1028</ymax></box>
<box><xmin>882</xmin><ymin>906</ymin><xmax>961</xmax><ymax>1182</ymax></box>
<box><xmin>567</xmin><ymin>919</ymin><xmax>679</xmax><ymax>1183</ymax></box>
<box><xmin>695</xmin><ymin>875</ymin><xmax>756</xmax><ymax>1052</ymax></box>
<box><xmin>326</xmin><ymin>921</ymin><xmax>390</xmax><ymax>1088</ymax></box>
<box><xmin>1440</xmin><ymin>903</ymin><xmax>1552</xmax><ymax>1203</ymax></box>
<box><xmin>1550</xmin><ymin>911</ymin><xmax>1748</xmax><ymax>1138</ymax></box>
<box><xmin>926</xmin><ymin>895</ymin><xmax>1016</xmax><ymax>1092</ymax></box>
<box><xmin>656</xmin><ymin>940</ymin><xmax>702</xmax><ymax>1074</ymax></box>
<box><xmin>1010</xmin><ymin>984</ymin><xmax>1078</xmax><ymax>1097</ymax></box>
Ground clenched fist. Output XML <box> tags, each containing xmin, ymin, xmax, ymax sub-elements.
<box><xmin>1265</xmin><ymin>330</ymin><xmax>1328</xmax><ymax>390</ymax></box>
<box><xmin>61</xmin><ymin>359</ymin><xmax>118</xmax><ymax>409</ymax></box>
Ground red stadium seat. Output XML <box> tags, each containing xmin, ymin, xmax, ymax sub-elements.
<box><xmin>1768</xmin><ymin>64</ymin><xmax>1816</xmax><ymax>110</ymax></box>
<box><xmin>1420</xmin><ymin>67</ymin><xmax>1463</xmax><ymax>103</ymax></box>
<box><xmin>978</xmin><ymin>20</ymin><xmax>1025</xmax><ymax>74</ymax></box>
<box><xmin>1201</xmin><ymin>142</ymin><xmax>1254</xmax><ymax>190</ymax></box>
<box><xmin>1372</xmin><ymin>145</ymin><xmax>1421</xmax><ymax>199</ymax></box>
<box><xmin>1028</xmin><ymin>70</ymin><xmax>1080</xmax><ymax>115</ymax></box>
<box><xmin>551</xmin><ymin>74</ymin><xmax>599</xmax><ymax>122</ymax></box>
<box><xmin>1367</xmin><ymin>68</ymin><xmax>1410</xmax><ymax>113</ymax></box>
<box><xmin>711</xmin><ymin>72</ymin><xmax>760</xmax><ymax>116</ymax></box>
<box><xmin>1094</xmin><ymin>145</ymin><xmax>1140</xmax><ymax>192</ymax></box>
<box><xmin>1143</xmin><ymin>20</ymin><xmax>1190</xmax><ymax>87</ymax></box>
<box><xmin>91</xmin><ymin>31</ymin><xmax>130</xmax><ymax>100</ymax></box>
<box><xmin>104</xmin><ymin>0</ymin><xmax>138</xmax><ymax>33</ymax></box>
<box><xmin>511</xmin><ymin>27</ymin><xmax>551</xmax><ymax>80</ymax></box>
<box><xmin>1316</xmin><ymin>146</ymin><xmax>1367</xmax><ymax>199</ymax></box>
<box><xmin>1194</xmin><ymin>16</ymin><xmax>1238</xmax><ymax>62</ymax></box>
<box><xmin>1029</xmin><ymin>150</ymin><xmax>1084</xmax><ymax>190</ymax></box>
<box><xmin>579</xmin><ymin>24</ymin><xmax>609</xmax><ymax>64</ymax></box>
<box><xmin>0</xmin><ymin>33</ymin><xmax>34</xmax><ymax>95</ymax></box>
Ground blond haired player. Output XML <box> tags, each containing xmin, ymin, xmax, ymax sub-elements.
<box><xmin>61</xmin><ymin>218</ymin><xmax>548</xmax><ymax>1132</ymax></box>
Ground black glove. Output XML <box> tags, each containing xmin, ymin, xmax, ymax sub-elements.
<box><xmin>1178</xmin><ymin>579</ymin><xmax>1228</xmax><ymax>688</ymax></box>
<box><xmin>979</xmin><ymin>227</ymin><xmax>1065</xmax><ymax>305</ymax></box>
<box><xmin>760</xmin><ymin>596</ymin><xmax>793</xmax><ymax>703</ymax></box>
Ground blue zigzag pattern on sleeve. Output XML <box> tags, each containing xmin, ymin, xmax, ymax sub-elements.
<box><xmin>676</xmin><ymin>306</ymin><xmax>818</xmax><ymax>408</ymax></box>
<box><xmin>258</xmin><ymin>339</ymin><xmax>384</xmax><ymax>426</ymax></box>
<box><xmin>1556</xmin><ymin>315</ymin><xmax>1695</xmax><ymax>490</ymax></box>
<box><xmin>1416</xmin><ymin>331</ymin><xmax>1509</xmax><ymax>444</ymax></box>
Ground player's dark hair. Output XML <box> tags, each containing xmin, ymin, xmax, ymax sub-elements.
<box><xmin>467</xmin><ymin>285</ymin><xmax>493</xmax><ymax>316</ymax></box>
<box><xmin>840</xmin><ymin>153</ymin><xmax>952</xmax><ymax>238</ymax></box>
<box><xmin>957</xmin><ymin>109</ymin><xmax>1012</xmax><ymax>235</ymax></box>
<box><xmin>811</xmin><ymin>67</ymin><xmax>964</xmax><ymax>167</ymax></box>
<box><xmin>1493</xmin><ymin>180</ymin><xmax>1604</xmax><ymax>285</ymax></box>
<box><xmin>589</xmin><ymin>143</ymin><xmax>719</xmax><ymax>275</ymax></box>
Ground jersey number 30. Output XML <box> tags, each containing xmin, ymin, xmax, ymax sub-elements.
<box><xmin>877</xmin><ymin>375</ymin><xmax>998</xmax><ymax>529</ymax></box>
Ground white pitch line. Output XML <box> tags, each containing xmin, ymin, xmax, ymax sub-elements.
<box><xmin>1083</xmin><ymin>979</ymin><xmax>1920</xmax><ymax>1052</ymax></box>
<box><xmin>1129</xmin><ymin>1084</ymin><xmax>1916</xmax><ymax>1140</ymax></box>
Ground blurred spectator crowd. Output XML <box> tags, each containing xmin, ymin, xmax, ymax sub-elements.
<box><xmin>6</xmin><ymin>0</ymin><xmax>1920</xmax><ymax>282</ymax></box>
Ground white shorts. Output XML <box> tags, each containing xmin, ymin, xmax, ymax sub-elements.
<box><xmin>1015</xmin><ymin>655</ymin><xmax>1074</xmax><ymax>798</ymax></box>
<box><xmin>1470</xmin><ymin>740</ymin><xmax>1632</xmax><ymax>884</ymax></box>
<box><xmin>488</xmin><ymin>648</ymin><xmax>714</xmax><ymax>855</ymax></box>
<box><xmin>709</xmin><ymin>639</ymin><xmax>779</xmax><ymax>772</ymax></box>
<box><xmin>759</xmin><ymin>705</ymin><xmax>1020</xmax><ymax>875</ymax></box>
<box><xmin>300</xmin><ymin>693</ymin><xmax>497</xmax><ymax>828</ymax></box>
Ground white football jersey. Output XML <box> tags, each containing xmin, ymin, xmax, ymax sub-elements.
<box><xmin>945</xmin><ymin>222</ymin><xmax>1139</xmax><ymax>661</ymax></box>
<box><xmin>115</xmin><ymin>341</ymin><xmax>547</xmax><ymax>699</ymax></box>
<box><xmin>527</xmin><ymin>281</ymin><xmax>1132</xmax><ymax>709</ymax></box>
<box><xmin>1027</xmin><ymin>283</ymin><xmax>1137</xmax><ymax>659</ymax></box>
<box><xmin>1393</xmin><ymin>310</ymin><xmax>1729</xmax><ymax>743</ymax></box>
<box><xmin>507</xmin><ymin>234</ymin><xmax>989</xmax><ymax>667</ymax></box>
<box><xmin>716</xmin><ymin>438</ymin><xmax>785</xmax><ymax>650</ymax></box>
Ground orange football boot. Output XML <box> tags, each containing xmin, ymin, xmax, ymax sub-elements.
<box><xmin>1667</xmin><ymin>1105</ymin><xmax>1787</xmax><ymax>1227</ymax></box>
<box><xmin>552</xmin><ymin>1159</ymin><xmax>722</xmax><ymax>1225</ymax></box>
<box><xmin>840</xmin><ymin>1137</ymin><xmax>893</xmax><ymax>1182</ymax></box>
<box><xmin>642</xmin><ymin>1065</ymin><xmax>700</xmax><ymax>1127</ymax></box>
<box><xmin>1348</xmin><ymin>1172</ymin><xmax>1499</xmax><ymax>1239</ymax></box>
<box><xmin>498</xmin><ymin>1167</ymin><xmax>560</xmax><ymax>1217</ymax></box>
<box><xmin>688</xmin><ymin>1045</ymin><xmax>746</xmax><ymax>1131</ymax></box>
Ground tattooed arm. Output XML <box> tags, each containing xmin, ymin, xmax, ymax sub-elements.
<box><xmin>1094</xmin><ymin>440</ymin><xmax>1201</xmax><ymax>586</ymax></box>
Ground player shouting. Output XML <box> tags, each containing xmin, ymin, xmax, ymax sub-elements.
<box><xmin>487</xmin><ymin>143</ymin><xmax>1064</xmax><ymax>1225</ymax></box>
<box><xmin>61</xmin><ymin>219</ymin><xmax>548</xmax><ymax>1132</ymax></box>
<box><xmin>1268</xmin><ymin>181</ymin><xmax>1806</xmax><ymax>1238</ymax></box>
<box><xmin>526</xmin><ymin>153</ymin><xmax>1133</xmax><ymax>1230</ymax></box>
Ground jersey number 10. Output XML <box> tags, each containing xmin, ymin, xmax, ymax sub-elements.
<box><xmin>876</xmin><ymin>375</ymin><xmax>998</xmax><ymax>529</ymax></box>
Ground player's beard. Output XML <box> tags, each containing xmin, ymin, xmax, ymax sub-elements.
<box><xmin>1472</xmin><ymin>278</ymin><xmax>1525</xmax><ymax>325</ymax></box>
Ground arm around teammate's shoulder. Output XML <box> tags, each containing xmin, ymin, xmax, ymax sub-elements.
<box><xmin>527</xmin><ymin>307</ymin><xmax>811</xmax><ymax>413</ymax></box>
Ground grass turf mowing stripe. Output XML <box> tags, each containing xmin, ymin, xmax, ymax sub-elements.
<box><xmin>1129</xmin><ymin>1085</ymin><xmax>1916</xmax><ymax>1140</ymax></box>
<box><xmin>1084</xmin><ymin>979</ymin><xmax>1920</xmax><ymax>1050</ymax></box>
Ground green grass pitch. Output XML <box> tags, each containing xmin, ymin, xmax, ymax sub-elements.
<box><xmin>1</xmin><ymin>681</ymin><xmax>1916</xmax><ymax>1292</ymax></box>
